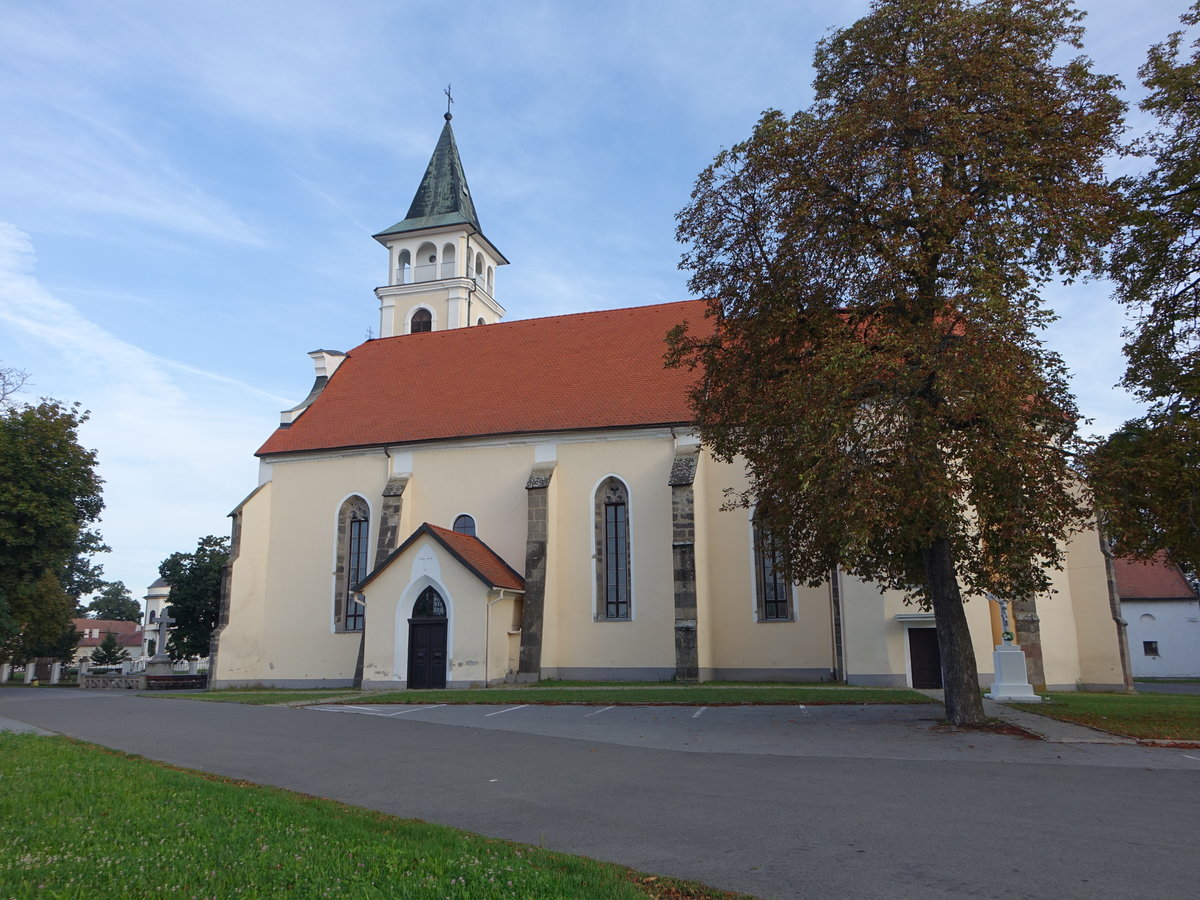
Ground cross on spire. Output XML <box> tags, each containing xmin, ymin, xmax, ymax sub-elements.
<box><xmin>444</xmin><ymin>84</ymin><xmax>454</xmax><ymax>121</ymax></box>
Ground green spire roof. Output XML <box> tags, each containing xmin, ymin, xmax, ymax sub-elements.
<box><xmin>374</xmin><ymin>115</ymin><xmax>482</xmax><ymax>238</ymax></box>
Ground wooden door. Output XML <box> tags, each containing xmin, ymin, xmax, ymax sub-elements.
<box><xmin>908</xmin><ymin>628</ymin><xmax>942</xmax><ymax>689</ymax></box>
<box><xmin>407</xmin><ymin>620</ymin><xmax>447</xmax><ymax>689</ymax></box>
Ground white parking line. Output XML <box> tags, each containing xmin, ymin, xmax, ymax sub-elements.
<box><xmin>585</xmin><ymin>706</ymin><xmax>615</xmax><ymax>718</ymax></box>
<box><xmin>1184</xmin><ymin>754</ymin><xmax>1200</xmax><ymax>763</ymax></box>
<box><xmin>383</xmin><ymin>704</ymin><xmax>447</xmax><ymax>717</ymax></box>
<box><xmin>692</xmin><ymin>707</ymin><xmax>708</xmax><ymax>718</ymax></box>
<box><xmin>313</xmin><ymin>705</ymin><xmax>374</xmax><ymax>713</ymax></box>
<box><xmin>484</xmin><ymin>705</ymin><xmax>528</xmax><ymax>717</ymax></box>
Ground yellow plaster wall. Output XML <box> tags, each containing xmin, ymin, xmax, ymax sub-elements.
<box><xmin>544</xmin><ymin>437</ymin><xmax>677</xmax><ymax>673</ymax></box>
<box><xmin>212</xmin><ymin>482</ymin><xmax>273</xmax><ymax>684</ymax></box>
<box><xmin>697</xmin><ymin>458</ymin><xmax>833</xmax><ymax>675</ymax></box>
<box><xmin>405</xmin><ymin>442</ymin><xmax>532</xmax><ymax>568</ymax></box>
<box><xmin>254</xmin><ymin>452</ymin><xmax>389</xmax><ymax>682</ymax></box>
<box><xmin>1065</xmin><ymin>526</ymin><xmax>1125</xmax><ymax>688</ymax></box>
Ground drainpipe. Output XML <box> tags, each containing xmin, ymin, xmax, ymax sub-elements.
<box><xmin>485</xmin><ymin>590</ymin><xmax>507</xmax><ymax>687</ymax></box>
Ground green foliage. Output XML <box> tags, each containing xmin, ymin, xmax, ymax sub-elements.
<box><xmin>669</xmin><ymin>0</ymin><xmax>1124</xmax><ymax>724</ymax></box>
<box><xmin>1089</xmin><ymin>3</ymin><xmax>1200</xmax><ymax>573</ymax></box>
<box><xmin>0</xmin><ymin>396</ymin><xmax>103</xmax><ymax>663</ymax></box>
<box><xmin>0</xmin><ymin>735</ymin><xmax>740</xmax><ymax>899</ymax></box>
<box><xmin>89</xmin><ymin>631</ymin><xmax>131</xmax><ymax>666</ymax></box>
<box><xmin>158</xmin><ymin>535</ymin><xmax>229</xmax><ymax>661</ymax></box>
<box><xmin>86</xmin><ymin>580</ymin><xmax>142</xmax><ymax>623</ymax></box>
<box><xmin>1088</xmin><ymin>419</ymin><xmax>1199</xmax><ymax>570</ymax></box>
<box><xmin>64</xmin><ymin>529</ymin><xmax>109</xmax><ymax>609</ymax></box>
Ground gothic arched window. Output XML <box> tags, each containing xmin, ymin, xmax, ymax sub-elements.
<box><xmin>412</xmin><ymin>586</ymin><xmax>447</xmax><ymax>618</ymax></box>
<box><xmin>334</xmin><ymin>496</ymin><xmax>370</xmax><ymax>632</ymax></box>
<box><xmin>595</xmin><ymin>477</ymin><xmax>631</xmax><ymax>620</ymax></box>
<box><xmin>753</xmin><ymin>518</ymin><xmax>791</xmax><ymax>621</ymax></box>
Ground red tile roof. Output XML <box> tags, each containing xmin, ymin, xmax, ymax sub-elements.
<box><xmin>1113</xmin><ymin>555</ymin><xmax>1197</xmax><ymax>600</ymax></box>
<box><xmin>72</xmin><ymin>618</ymin><xmax>144</xmax><ymax>648</ymax></box>
<box><xmin>359</xmin><ymin>523</ymin><xmax>524</xmax><ymax>593</ymax></box>
<box><xmin>258</xmin><ymin>300</ymin><xmax>709</xmax><ymax>455</ymax></box>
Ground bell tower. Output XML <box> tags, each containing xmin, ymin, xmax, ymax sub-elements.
<box><xmin>373</xmin><ymin>108</ymin><xmax>508</xmax><ymax>337</ymax></box>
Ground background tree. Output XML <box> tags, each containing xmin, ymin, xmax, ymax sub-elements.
<box><xmin>1088</xmin><ymin>2</ymin><xmax>1200</xmax><ymax>574</ymax></box>
<box><xmin>86</xmin><ymin>581</ymin><xmax>142</xmax><ymax>623</ymax></box>
<box><xmin>158</xmin><ymin>536</ymin><xmax>229</xmax><ymax>661</ymax></box>
<box><xmin>669</xmin><ymin>0</ymin><xmax>1124</xmax><ymax>724</ymax></box>
<box><xmin>89</xmin><ymin>631</ymin><xmax>131</xmax><ymax>667</ymax></box>
<box><xmin>0</xmin><ymin>396</ymin><xmax>105</xmax><ymax>665</ymax></box>
<box><xmin>0</xmin><ymin>365</ymin><xmax>28</xmax><ymax>406</ymax></box>
<box><xmin>64</xmin><ymin>529</ymin><xmax>110</xmax><ymax>614</ymax></box>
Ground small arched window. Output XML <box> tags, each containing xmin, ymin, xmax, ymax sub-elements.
<box><xmin>486</xmin><ymin>266</ymin><xmax>494</xmax><ymax>291</ymax></box>
<box><xmin>396</xmin><ymin>248</ymin><xmax>411</xmax><ymax>285</ymax></box>
<box><xmin>148</xmin><ymin>610</ymin><xmax>156</xmax><ymax>625</ymax></box>
<box><xmin>412</xmin><ymin>585</ymin><xmax>447</xmax><ymax>618</ymax></box>
<box><xmin>410</xmin><ymin>309</ymin><xmax>432</xmax><ymax>333</ymax></box>
<box><xmin>453</xmin><ymin>514</ymin><xmax>476</xmax><ymax>536</ymax></box>
<box><xmin>595</xmin><ymin>477</ymin><xmax>631</xmax><ymax>620</ymax></box>
<box><xmin>475</xmin><ymin>252</ymin><xmax>484</xmax><ymax>280</ymax></box>
<box><xmin>441</xmin><ymin>242</ymin><xmax>456</xmax><ymax>278</ymax></box>
<box><xmin>477</xmin><ymin>317</ymin><xmax>485</xmax><ymax>326</ymax></box>
<box><xmin>415</xmin><ymin>242</ymin><xmax>438</xmax><ymax>282</ymax></box>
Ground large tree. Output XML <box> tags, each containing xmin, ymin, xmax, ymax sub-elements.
<box><xmin>0</xmin><ymin>397</ymin><xmax>104</xmax><ymax>664</ymax></box>
<box><xmin>158</xmin><ymin>535</ymin><xmax>229</xmax><ymax>661</ymax></box>
<box><xmin>669</xmin><ymin>0</ymin><xmax>1124</xmax><ymax>724</ymax></box>
<box><xmin>1088</xmin><ymin>2</ymin><xmax>1200</xmax><ymax>573</ymax></box>
<box><xmin>86</xmin><ymin>581</ymin><xmax>142</xmax><ymax>623</ymax></box>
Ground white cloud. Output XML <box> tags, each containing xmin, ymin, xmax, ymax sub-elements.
<box><xmin>0</xmin><ymin>223</ymin><xmax>280</xmax><ymax>598</ymax></box>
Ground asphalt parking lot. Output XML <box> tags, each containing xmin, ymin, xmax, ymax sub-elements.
<box><xmin>307</xmin><ymin>699</ymin><xmax>1197</xmax><ymax>769</ymax></box>
<box><xmin>3</xmin><ymin>689</ymin><xmax>1199</xmax><ymax>899</ymax></box>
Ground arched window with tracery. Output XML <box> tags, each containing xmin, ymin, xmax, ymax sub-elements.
<box><xmin>594</xmin><ymin>477</ymin><xmax>631</xmax><ymax>620</ymax></box>
<box><xmin>334</xmin><ymin>495</ymin><xmax>370</xmax><ymax>632</ymax></box>
<box><xmin>412</xmin><ymin>585</ymin><xmax>447</xmax><ymax>618</ymax></box>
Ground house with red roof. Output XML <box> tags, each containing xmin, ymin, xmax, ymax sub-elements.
<box><xmin>73</xmin><ymin>619</ymin><xmax>143</xmax><ymax>666</ymax></box>
<box><xmin>209</xmin><ymin>116</ymin><xmax>1128</xmax><ymax>693</ymax></box>
<box><xmin>1115</xmin><ymin>555</ymin><xmax>1200</xmax><ymax>677</ymax></box>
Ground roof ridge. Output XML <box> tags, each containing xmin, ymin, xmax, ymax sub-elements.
<box><xmin>357</xmin><ymin>298</ymin><xmax>704</xmax><ymax>351</ymax></box>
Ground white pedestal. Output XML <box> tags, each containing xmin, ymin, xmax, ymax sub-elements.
<box><xmin>986</xmin><ymin>644</ymin><xmax>1041</xmax><ymax>702</ymax></box>
<box><xmin>50</xmin><ymin>663</ymin><xmax>61</xmax><ymax>685</ymax></box>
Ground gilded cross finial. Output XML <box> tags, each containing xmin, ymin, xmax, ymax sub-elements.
<box><xmin>444</xmin><ymin>84</ymin><xmax>454</xmax><ymax>121</ymax></box>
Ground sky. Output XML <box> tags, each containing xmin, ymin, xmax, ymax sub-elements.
<box><xmin>0</xmin><ymin>0</ymin><xmax>1190</xmax><ymax>609</ymax></box>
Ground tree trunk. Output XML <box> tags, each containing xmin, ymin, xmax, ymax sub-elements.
<box><xmin>922</xmin><ymin>537</ymin><xmax>986</xmax><ymax>725</ymax></box>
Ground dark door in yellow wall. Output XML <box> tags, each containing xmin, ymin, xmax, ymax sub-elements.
<box><xmin>407</xmin><ymin>620</ymin><xmax>447</xmax><ymax>689</ymax></box>
<box><xmin>908</xmin><ymin>628</ymin><xmax>942</xmax><ymax>689</ymax></box>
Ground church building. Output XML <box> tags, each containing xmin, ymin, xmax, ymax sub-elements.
<box><xmin>210</xmin><ymin>114</ymin><xmax>1128</xmax><ymax>692</ymax></box>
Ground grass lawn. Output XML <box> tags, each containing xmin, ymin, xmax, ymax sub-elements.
<box><xmin>1011</xmin><ymin>692</ymin><xmax>1200</xmax><ymax>741</ymax></box>
<box><xmin>177</xmin><ymin>683</ymin><xmax>936</xmax><ymax>707</ymax></box>
<box><xmin>0</xmin><ymin>734</ymin><xmax>745</xmax><ymax>899</ymax></box>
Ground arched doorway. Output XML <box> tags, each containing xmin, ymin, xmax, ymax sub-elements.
<box><xmin>407</xmin><ymin>586</ymin><xmax>447</xmax><ymax>689</ymax></box>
